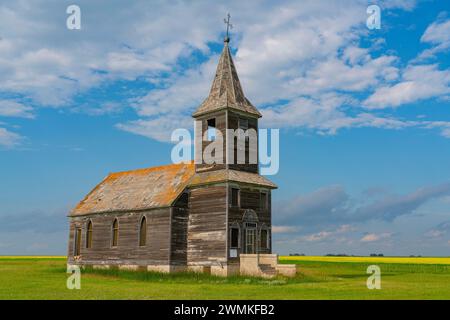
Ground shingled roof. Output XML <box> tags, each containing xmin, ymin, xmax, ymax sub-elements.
<box><xmin>192</xmin><ymin>39</ymin><xmax>262</xmax><ymax>118</ymax></box>
<box><xmin>70</xmin><ymin>162</ymin><xmax>195</xmax><ymax>216</ymax></box>
<box><xmin>70</xmin><ymin>162</ymin><xmax>276</xmax><ymax>216</ymax></box>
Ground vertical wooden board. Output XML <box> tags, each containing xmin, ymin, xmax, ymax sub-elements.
<box><xmin>227</xmin><ymin>111</ymin><xmax>258</xmax><ymax>173</ymax></box>
<box><xmin>187</xmin><ymin>185</ymin><xmax>227</xmax><ymax>264</ymax></box>
<box><xmin>171</xmin><ymin>207</ymin><xmax>188</xmax><ymax>265</ymax></box>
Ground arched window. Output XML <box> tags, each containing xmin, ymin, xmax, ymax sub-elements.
<box><xmin>139</xmin><ymin>216</ymin><xmax>147</xmax><ymax>246</ymax></box>
<box><xmin>74</xmin><ymin>227</ymin><xmax>81</xmax><ymax>256</ymax></box>
<box><xmin>112</xmin><ymin>219</ymin><xmax>119</xmax><ymax>247</ymax></box>
<box><xmin>86</xmin><ymin>220</ymin><xmax>93</xmax><ymax>249</ymax></box>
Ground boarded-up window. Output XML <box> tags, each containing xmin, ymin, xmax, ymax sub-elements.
<box><xmin>231</xmin><ymin>188</ymin><xmax>240</xmax><ymax>207</ymax></box>
<box><xmin>260</xmin><ymin>229</ymin><xmax>269</xmax><ymax>249</ymax></box>
<box><xmin>230</xmin><ymin>227</ymin><xmax>239</xmax><ymax>248</ymax></box>
<box><xmin>112</xmin><ymin>219</ymin><xmax>119</xmax><ymax>247</ymax></box>
<box><xmin>74</xmin><ymin>228</ymin><xmax>81</xmax><ymax>256</ymax></box>
<box><xmin>260</xmin><ymin>192</ymin><xmax>268</xmax><ymax>210</ymax></box>
<box><xmin>86</xmin><ymin>220</ymin><xmax>93</xmax><ymax>249</ymax></box>
<box><xmin>139</xmin><ymin>217</ymin><xmax>147</xmax><ymax>247</ymax></box>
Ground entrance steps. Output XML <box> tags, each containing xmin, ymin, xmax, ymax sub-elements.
<box><xmin>259</xmin><ymin>264</ymin><xmax>277</xmax><ymax>277</ymax></box>
<box><xmin>240</xmin><ymin>254</ymin><xmax>297</xmax><ymax>278</ymax></box>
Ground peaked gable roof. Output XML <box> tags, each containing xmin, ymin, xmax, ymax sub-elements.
<box><xmin>70</xmin><ymin>162</ymin><xmax>195</xmax><ymax>216</ymax></box>
<box><xmin>70</xmin><ymin>161</ymin><xmax>277</xmax><ymax>216</ymax></box>
<box><xmin>193</xmin><ymin>39</ymin><xmax>262</xmax><ymax>118</ymax></box>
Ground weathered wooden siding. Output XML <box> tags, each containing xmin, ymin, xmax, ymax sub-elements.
<box><xmin>195</xmin><ymin>110</ymin><xmax>227</xmax><ymax>173</ymax></box>
<box><xmin>227</xmin><ymin>111</ymin><xmax>258</xmax><ymax>173</ymax></box>
<box><xmin>187</xmin><ymin>185</ymin><xmax>227</xmax><ymax>265</ymax></box>
<box><xmin>170</xmin><ymin>194</ymin><xmax>189</xmax><ymax>265</ymax></box>
<box><xmin>170</xmin><ymin>207</ymin><xmax>188</xmax><ymax>265</ymax></box>
<box><xmin>67</xmin><ymin>208</ymin><xmax>171</xmax><ymax>266</ymax></box>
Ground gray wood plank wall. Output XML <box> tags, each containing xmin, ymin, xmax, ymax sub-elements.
<box><xmin>67</xmin><ymin>208</ymin><xmax>171</xmax><ymax>265</ymax></box>
<box><xmin>227</xmin><ymin>111</ymin><xmax>258</xmax><ymax>173</ymax></box>
<box><xmin>187</xmin><ymin>184</ymin><xmax>227</xmax><ymax>265</ymax></box>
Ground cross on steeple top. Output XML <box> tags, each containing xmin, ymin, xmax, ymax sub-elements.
<box><xmin>223</xmin><ymin>13</ymin><xmax>233</xmax><ymax>42</ymax></box>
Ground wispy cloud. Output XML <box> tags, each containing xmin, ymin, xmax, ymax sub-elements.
<box><xmin>360</xmin><ymin>232</ymin><xmax>392</xmax><ymax>242</ymax></box>
<box><xmin>0</xmin><ymin>127</ymin><xmax>22</xmax><ymax>147</ymax></box>
<box><xmin>116</xmin><ymin>114</ymin><xmax>192</xmax><ymax>142</ymax></box>
<box><xmin>272</xmin><ymin>225</ymin><xmax>300</xmax><ymax>234</ymax></box>
<box><xmin>275</xmin><ymin>182</ymin><xmax>450</xmax><ymax>227</ymax></box>
<box><xmin>363</xmin><ymin>64</ymin><xmax>450</xmax><ymax>109</ymax></box>
<box><xmin>0</xmin><ymin>99</ymin><xmax>34</xmax><ymax>118</ymax></box>
<box><xmin>418</xmin><ymin>15</ymin><xmax>450</xmax><ymax>60</ymax></box>
<box><xmin>425</xmin><ymin>220</ymin><xmax>450</xmax><ymax>238</ymax></box>
<box><xmin>279</xmin><ymin>224</ymin><xmax>357</xmax><ymax>244</ymax></box>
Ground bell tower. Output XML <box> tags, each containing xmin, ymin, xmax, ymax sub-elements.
<box><xmin>187</xmin><ymin>17</ymin><xmax>280</xmax><ymax>276</ymax></box>
<box><xmin>193</xmin><ymin>36</ymin><xmax>262</xmax><ymax>174</ymax></box>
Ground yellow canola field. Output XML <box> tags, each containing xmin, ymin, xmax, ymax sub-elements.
<box><xmin>280</xmin><ymin>255</ymin><xmax>450</xmax><ymax>265</ymax></box>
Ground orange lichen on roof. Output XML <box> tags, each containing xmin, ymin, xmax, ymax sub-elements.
<box><xmin>70</xmin><ymin>162</ymin><xmax>195</xmax><ymax>216</ymax></box>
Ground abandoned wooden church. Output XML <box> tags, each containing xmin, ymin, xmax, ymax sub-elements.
<box><xmin>67</xmin><ymin>36</ymin><xmax>296</xmax><ymax>277</ymax></box>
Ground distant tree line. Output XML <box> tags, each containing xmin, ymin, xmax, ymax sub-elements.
<box><xmin>288</xmin><ymin>253</ymin><xmax>424</xmax><ymax>257</ymax></box>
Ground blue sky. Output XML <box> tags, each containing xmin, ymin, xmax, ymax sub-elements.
<box><xmin>0</xmin><ymin>0</ymin><xmax>450</xmax><ymax>256</ymax></box>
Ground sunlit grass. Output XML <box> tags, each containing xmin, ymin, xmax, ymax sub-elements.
<box><xmin>1</xmin><ymin>256</ymin><xmax>450</xmax><ymax>299</ymax></box>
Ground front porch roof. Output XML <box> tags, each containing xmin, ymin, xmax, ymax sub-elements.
<box><xmin>189</xmin><ymin>169</ymin><xmax>277</xmax><ymax>189</ymax></box>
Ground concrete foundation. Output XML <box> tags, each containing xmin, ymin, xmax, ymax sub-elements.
<box><xmin>276</xmin><ymin>264</ymin><xmax>297</xmax><ymax>277</ymax></box>
<box><xmin>67</xmin><ymin>255</ymin><xmax>296</xmax><ymax>278</ymax></box>
<box><xmin>240</xmin><ymin>254</ymin><xmax>262</xmax><ymax>277</ymax></box>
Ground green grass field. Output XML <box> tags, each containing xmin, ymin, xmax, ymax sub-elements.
<box><xmin>1</xmin><ymin>256</ymin><xmax>449</xmax><ymax>299</ymax></box>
